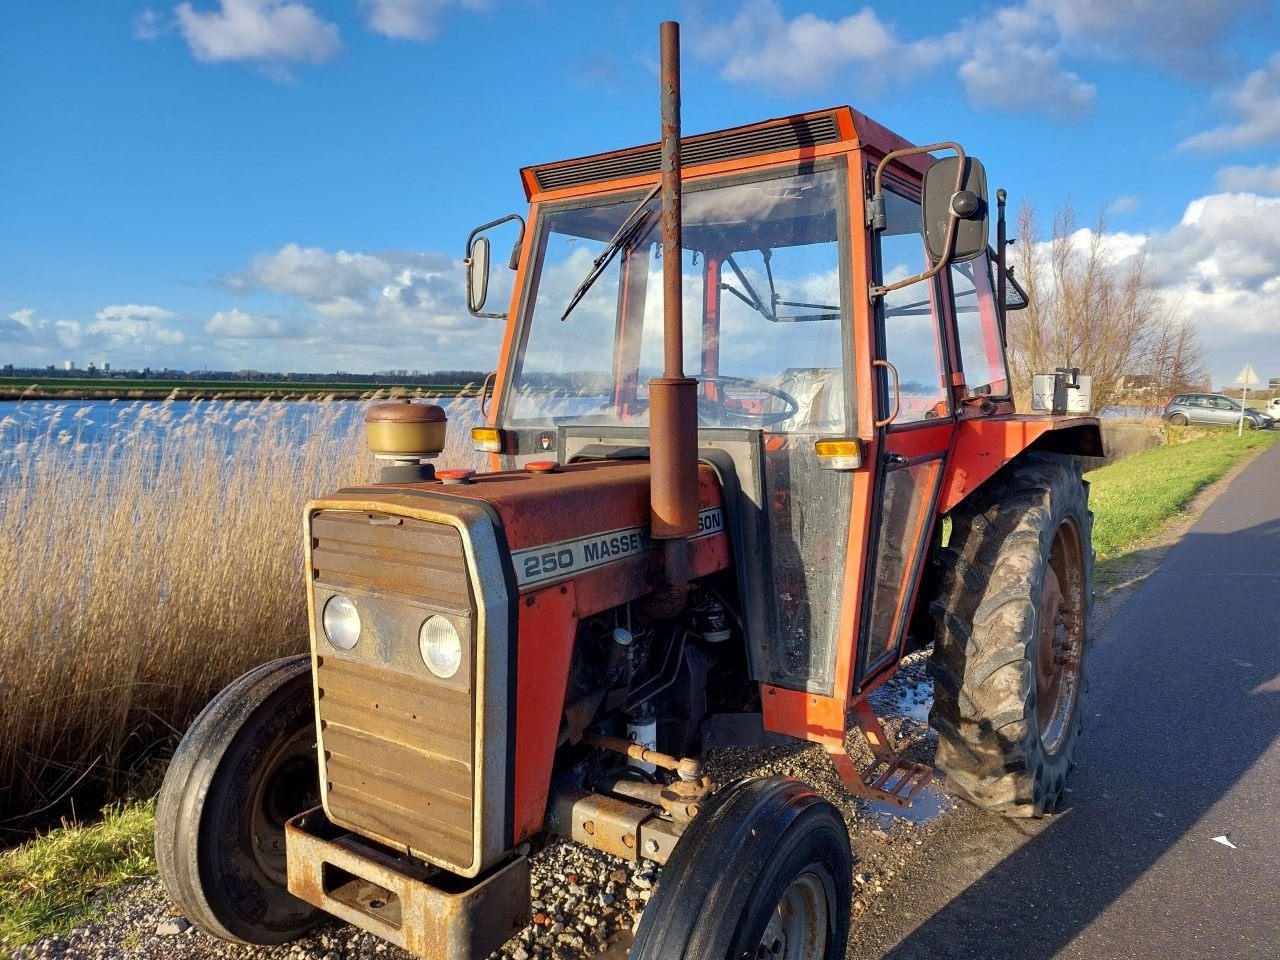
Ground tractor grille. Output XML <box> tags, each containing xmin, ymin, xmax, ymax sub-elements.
<box><xmin>531</xmin><ymin>112</ymin><xmax>843</xmax><ymax>192</ymax></box>
<box><xmin>310</xmin><ymin>510</ymin><xmax>477</xmax><ymax>872</ymax></box>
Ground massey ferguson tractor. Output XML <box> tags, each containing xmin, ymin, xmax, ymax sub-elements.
<box><xmin>156</xmin><ymin>22</ymin><xmax>1101</xmax><ymax>960</ymax></box>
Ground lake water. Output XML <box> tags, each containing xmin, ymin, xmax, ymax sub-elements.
<box><xmin>0</xmin><ymin>397</ymin><xmax>486</xmax><ymax>479</ymax></box>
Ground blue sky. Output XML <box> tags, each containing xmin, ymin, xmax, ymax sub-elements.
<box><xmin>1</xmin><ymin>0</ymin><xmax>1277</xmax><ymax>389</ymax></box>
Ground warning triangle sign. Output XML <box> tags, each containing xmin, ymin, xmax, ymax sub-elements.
<box><xmin>1234</xmin><ymin>363</ymin><xmax>1260</xmax><ymax>385</ymax></box>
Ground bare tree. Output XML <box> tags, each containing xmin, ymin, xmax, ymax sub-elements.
<box><xmin>1007</xmin><ymin>201</ymin><xmax>1206</xmax><ymax>412</ymax></box>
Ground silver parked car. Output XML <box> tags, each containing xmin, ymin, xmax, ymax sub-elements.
<box><xmin>1164</xmin><ymin>393</ymin><xmax>1275</xmax><ymax>429</ymax></box>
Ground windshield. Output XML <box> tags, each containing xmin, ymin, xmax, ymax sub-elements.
<box><xmin>506</xmin><ymin>166</ymin><xmax>849</xmax><ymax>434</ymax></box>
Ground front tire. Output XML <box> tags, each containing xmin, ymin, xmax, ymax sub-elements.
<box><xmin>629</xmin><ymin>777</ymin><xmax>851</xmax><ymax>960</ymax></box>
<box><xmin>155</xmin><ymin>655</ymin><xmax>323</xmax><ymax>944</ymax></box>
<box><xmin>929</xmin><ymin>453</ymin><xmax>1092</xmax><ymax>817</ymax></box>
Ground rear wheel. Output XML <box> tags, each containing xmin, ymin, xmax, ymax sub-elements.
<box><xmin>629</xmin><ymin>777</ymin><xmax>851</xmax><ymax>960</ymax></box>
<box><xmin>155</xmin><ymin>655</ymin><xmax>323</xmax><ymax>944</ymax></box>
<box><xmin>929</xmin><ymin>453</ymin><xmax>1092</xmax><ymax>817</ymax></box>
<box><xmin>1168</xmin><ymin>413</ymin><xmax>1188</xmax><ymax>426</ymax></box>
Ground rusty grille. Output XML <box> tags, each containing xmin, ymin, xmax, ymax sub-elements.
<box><xmin>311</xmin><ymin>511</ymin><xmax>477</xmax><ymax>871</ymax></box>
<box><xmin>532</xmin><ymin>112</ymin><xmax>843</xmax><ymax>192</ymax></box>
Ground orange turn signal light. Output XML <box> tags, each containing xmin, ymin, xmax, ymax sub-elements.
<box><xmin>471</xmin><ymin>427</ymin><xmax>502</xmax><ymax>453</ymax></box>
<box><xmin>814</xmin><ymin>438</ymin><xmax>863</xmax><ymax>470</ymax></box>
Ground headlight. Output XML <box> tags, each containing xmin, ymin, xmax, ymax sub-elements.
<box><xmin>322</xmin><ymin>595</ymin><xmax>361</xmax><ymax>650</ymax></box>
<box><xmin>419</xmin><ymin>615</ymin><xmax>462</xmax><ymax>679</ymax></box>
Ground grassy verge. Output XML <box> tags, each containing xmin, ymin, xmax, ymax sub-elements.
<box><xmin>0</xmin><ymin>800</ymin><xmax>155</xmax><ymax>950</ymax></box>
<box><xmin>1086</xmin><ymin>428</ymin><xmax>1279</xmax><ymax>581</ymax></box>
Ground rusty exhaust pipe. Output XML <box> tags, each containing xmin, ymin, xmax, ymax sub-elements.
<box><xmin>646</xmin><ymin>20</ymin><xmax>698</xmax><ymax>616</ymax></box>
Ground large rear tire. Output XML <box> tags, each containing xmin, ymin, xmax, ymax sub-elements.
<box><xmin>929</xmin><ymin>453</ymin><xmax>1092</xmax><ymax>817</ymax></box>
<box><xmin>155</xmin><ymin>655</ymin><xmax>323</xmax><ymax>944</ymax></box>
<box><xmin>629</xmin><ymin>776</ymin><xmax>851</xmax><ymax>960</ymax></box>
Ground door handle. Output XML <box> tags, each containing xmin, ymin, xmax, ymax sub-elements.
<box><xmin>872</xmin><ymin>359</ymin><xmax>900</xmax><ymax>428</ymax></box>
<box><xmin>883</xmin><ymin>451</ymin><xmax>908</xmax><ymax>466</ymax></box>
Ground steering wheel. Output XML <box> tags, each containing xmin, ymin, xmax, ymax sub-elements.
<box><xmin>697</xmin><ymin>375</ymin><xmax>800</xmax><ymax>427</ymax></box>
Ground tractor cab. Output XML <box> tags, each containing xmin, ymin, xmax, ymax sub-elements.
<box><xmin>471</xmin><ymin>109</ymin><xmax>1018</xmax><ymax>709</ymax></box>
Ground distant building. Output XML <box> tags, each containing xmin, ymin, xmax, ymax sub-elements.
<box><xmin>64</xmin><ymin>360</ymin><xmax>76</xmax><ymax>371</ymax></box>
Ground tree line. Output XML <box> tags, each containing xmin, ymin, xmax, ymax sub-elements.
<box><xmin>1006</xmin><ymin>202</ymin><xmax>1207</xmax><ymax>412</ymax></box>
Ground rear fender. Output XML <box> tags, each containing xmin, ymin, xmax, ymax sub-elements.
<box><xmin>940</xmin><ymin>416</ymin><xmax>1103</xmax><ymax>514</ymax></box>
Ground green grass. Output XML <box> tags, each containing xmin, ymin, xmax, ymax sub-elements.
<box><xmin>1087</xmin><ymin>428</ymin><xmax>1279</xmax><ymax>579</ymax></box>
<box><xmin>0</xmin><ymin>799</ymin><xmax>156</xmax><ymax>949</ymax></box>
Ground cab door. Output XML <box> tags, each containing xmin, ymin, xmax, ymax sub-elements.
<box><xmin>855</xmin><ymin>181</ymin><xmax>956</xmax><ymax>688</ymax></box>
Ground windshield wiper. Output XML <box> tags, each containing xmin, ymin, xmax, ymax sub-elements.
<box><xmin>561</xmin><ymin>184</ymin><xmax>661</xmax><ymax>321</ymax></box>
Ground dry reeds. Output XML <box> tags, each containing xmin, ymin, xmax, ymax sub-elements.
<box><xmin>0</xmin><ymin>395</ymin><xmax>483</xmax><ymax>822</ymax></box>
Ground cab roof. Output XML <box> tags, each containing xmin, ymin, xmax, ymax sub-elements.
<box><xmin>519</xmin><ymin>106</ymin><xmax>927</xmax><ymax>201</ymax></box>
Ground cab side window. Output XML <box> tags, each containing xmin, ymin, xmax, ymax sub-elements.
<box><xmin>875</xmin><ymin>190</ymin><xmax>947</xmax><ymax>423</ymax></box>
<box><xmin>950</xmin><ymin>255</ymin><xmax>1009</xmax><ymax>397</ymax></box>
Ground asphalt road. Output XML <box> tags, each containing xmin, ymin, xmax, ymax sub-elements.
<box><xmin>850</xmin><ymin>440</ymin><xmax>1280</xmax><ymax>960</ymax></box>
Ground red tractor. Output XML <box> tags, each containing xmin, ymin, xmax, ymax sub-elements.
<box><xmin>156</xmin><ymin>23</ymin><xmax>1100</xmax><ymax>960</ymax></box>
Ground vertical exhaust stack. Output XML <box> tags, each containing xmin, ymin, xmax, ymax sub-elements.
<box><xmin>647</xmin><ymin>20</ymin><xmax>699</xmax><ymax>612</ymax></box>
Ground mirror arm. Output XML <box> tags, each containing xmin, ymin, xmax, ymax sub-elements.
<box><xmin>995</xmin><ymin>188</ymin><xmax>1008</xmax><ymax>346</ymax></box>
<box><xmin>867</xmin><ymin>141</ymin><xmax>967</xmax><ymax>300</ymax></box>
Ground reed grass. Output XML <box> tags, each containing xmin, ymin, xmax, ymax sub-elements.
<box><xmin>0</xmin><ymin>394</ymin><xmax>483</xmax><ymax>822</ymax></box>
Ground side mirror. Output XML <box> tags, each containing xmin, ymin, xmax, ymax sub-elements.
<box><xmin>464</xmin><ymin>214</ymin><xmax>526</xmax><ymax>319</ymax></box>
<box><xmin>923</xmin><ymin>156</ymin><xmax>989</xmax><ymax>264</ymax></box>
<box><xmin>466</xmin><ymin>236</ymin><xmax>490</xmax><ymax>314</ymax></box>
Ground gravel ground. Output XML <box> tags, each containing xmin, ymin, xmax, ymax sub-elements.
<box><xmin>10</xmin><ymin>650</ymin><xmax>953</xmax><ymax>960</ymax></box>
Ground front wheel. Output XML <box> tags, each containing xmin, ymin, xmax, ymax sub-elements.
<box><xmin>155</xmin><ymin>655</ymin><xmax>323</xmax><ymax>944</ymax></box>
<box><xmin>629</xmin><ymin>777</ymin><xmax>851</xmax><ymax>960</ymax></box>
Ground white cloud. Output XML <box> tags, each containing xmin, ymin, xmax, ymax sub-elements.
<box><xmin>958</xmin><ymin>43</ymin><xmax>1095</xmax><ymax>118</ymax></box>
<box><xmin>694</xmin><ymin>0</ymin><xmax>1093</xmax><ymax>117</ymax></box>
<box><xmin>357</xmin><ymin>0</ymin><xmax>488</xmax><ymax>41</ymax></box>
<box><xmin>1179</xmin><ymin>52</ymin><xmax>1280</xmax><ymax>151</ymax></box>
<box><xmin>89</xmin><ymin>304</ymin><xmax>185</xmax><ymax>347</ymax></box>
<box><xmin>694</xmin><ymin>1</ymin><xmax>1271</xmax><ymax>120</ymax></box>
<box><xmin>205</xmin><ymin>308</ymin><xmax>286</xmax><ymax>337</ymax></box>
<box><xmin>221</xmin><ymin>242</ymin><xmax>507</xmax><ymax>368</ymax></box>
<box><xmin>174</xmin><ymin>0</ymin><xmax>341</xmax><ymax>67</ymax></box>
<box><xmin>133</xmin><ymin>8</ymin><xmax>167</xmax><ymax>40</ymax></box>
<box><xmin>232</xmin><ymin>244</ymin><xmax>396</xmax><ymax>304</ymax></box>
<box><xmin>1217</xmin><ymin>164</ymin><xmax>1280</xmax><ymax>193</ymax></box>
<box><xmin>1149</xmin><ymin>193</ymin><xmax>1280</xmax><ymax>292</ymax></box>
<box><xmin>694</xmin><ymin>2</ymin><xmax>930</xmax><ymax>92</ymax></box>
<box><xmin>1046</xmin><ymin>0</ymin><xmax>1268</xmax><ymax>73</ymax></box>
<box><xmin>1143</xmin><ymin>193</ymin><xmax>1280</xmax><ymax>383</ymax></box>
<box><xmin>1107</xmin><ymin>196</ymin><xmax>1140</xmax><ymax>214</ymax></box>
<box><xmin>1</xmin><ymin>309</ymin><xmax>36</xmax><ymax>343</ymax></box>
<box><xmin>95</xmin><ymin>304</ymin><xmax>177</xmax><ymax>324</ymax></box>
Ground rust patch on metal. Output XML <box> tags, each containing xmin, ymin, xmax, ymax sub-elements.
<box><xmin>547</xmin><ymin>788</ymin><xmax>652</xmax><ymax>862</ymax></box>
<box><xmin>825</xmin><ymin>701</ymin><xmax>934</xmax><ymax>809</ymax></box>
<box><xmin>286</xmin><ymin>809</ymin><xmax>529</xmax><ymax>960</ymax></box>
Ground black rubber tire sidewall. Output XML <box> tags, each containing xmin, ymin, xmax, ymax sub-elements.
<box><xmin>929</xmin><ymin>452</ymin><xmax>1092</xmax><ymax>817</ymax></box>
<box><xmin>630</xmin><ymin>776</ymin><xmax>852</xmax><ymax>960</ymax></box>
<box><xmin>155</xmin><ymin>655</ymin><xmax>323</xmax><ymax>944</ymax></box>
